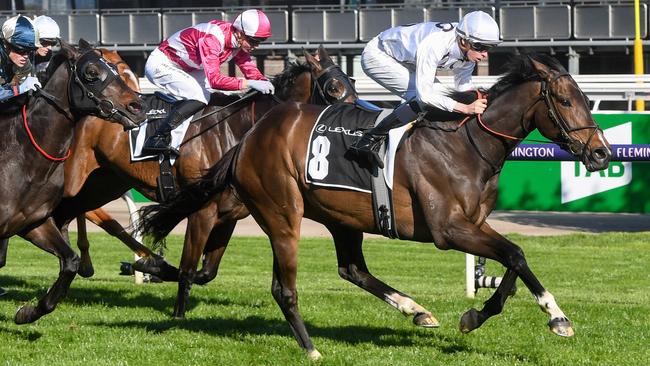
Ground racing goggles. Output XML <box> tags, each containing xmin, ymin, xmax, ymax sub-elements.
<box><xmin>468</xmin><ymin>40</ymin><xmax>496</xmax><ymax>52</ymax></box>
<box><xmin>244</xmin><ymin>35</ymin><xmax>266</xmax><ymax>47</ymax></box>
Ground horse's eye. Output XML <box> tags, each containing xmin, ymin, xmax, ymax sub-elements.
<box><xmin>83</xmin><ymin>65</ymin><xmax>100</xmax><ymax>81</ymax></box>
<box><xmin>560</xmin><ymin>99</ymin><xmax>571</xmax><ymax>107</ymax></box>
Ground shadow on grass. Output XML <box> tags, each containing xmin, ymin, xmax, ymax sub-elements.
<box><xmin>0</xmin><ymin>274</ymin><xmax>237</xmax><ymax>315</ymax></box>
<box><xmin>97</xmin><ymin>315</ymin><xmax>532</xmax><ymax>362</ymax></box>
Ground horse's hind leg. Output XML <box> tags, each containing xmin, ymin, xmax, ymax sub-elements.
<box><xmin>172</xmin><ymin>207</ymin><xmax>222</xmax><ymax>318</ymax></box>
<box><xmin>194</xmin><ymin>218</ymin><xmax>236</xmax><ymax>285</ymax></box>
<box><xmin>444</xmin><ymin>218</ymin><xmax>573</xmax><ymax>337</ymax></box>
<box><xmin>15</xmin><ymin>218</ymin><xmax>79</xmax><ymax>324</ymax></box>
<box><xmin>85</xmin><ymin>208</ymin><xmax>179</xmax><ymax>281</ymax></box>
<box><xmin>327</xmin><ymin>225</ymin><xmax>438</xmax><ymax>328</ymax></box>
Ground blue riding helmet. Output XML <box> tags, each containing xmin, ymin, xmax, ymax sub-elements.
<box><xmin>2</xmin><ymin>15</ymin><xmax>40</xmax><ymax>51</ymax></box>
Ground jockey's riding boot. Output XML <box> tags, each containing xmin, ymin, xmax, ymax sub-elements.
<box><xmin>142</xmin><ymin>99</ymin><xmax>206</xmax><ymax>156</ymax></box>
<box><xmin>348</xmin><ymin>100</ymin><xmax>421</xmax><ymax>169</ymax></box>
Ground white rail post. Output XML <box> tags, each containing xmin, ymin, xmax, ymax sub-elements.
<box><xmin>121</xmin><ymin>191</ymin><xmax>144</xmax><ymax>284</ymax></box>
<box><xmin>465</xmin><ymin>253</ymin><xmax>475</xmax><ymax>298</ymax></box>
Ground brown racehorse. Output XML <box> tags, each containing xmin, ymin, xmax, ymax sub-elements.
<box><xmin>137</xmin><ymin>53</ymin><xmax>612</xmax><ymax>358</ymax></box>
<box><xmin>0</xmin><ymin>39</ymin><xmax>145</xmax><ymax>324</ymax></box>
<box><xmin>51</xmin><ymin>46</ymin><xmax>357</xmax><ymax>318</ymax></box>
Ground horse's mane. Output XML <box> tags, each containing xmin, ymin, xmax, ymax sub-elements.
<box><xmin>44</xmin><ymin>51</ymin><xmax>70</xmax><ymax>83</ymax></box>
<box><xmin>271</xmin><ymin>61</ymin><xmax>312</xmax><ymax>100</ymax></box>
<box><xmin>446</xmin><ymin>53</ymin><xmax>566</xmax><ymax>106</ymax></box>
<box><xmin>487</xmin><ymin>53</ymin><xmax>566</xmax><ymax>101</ymax></box>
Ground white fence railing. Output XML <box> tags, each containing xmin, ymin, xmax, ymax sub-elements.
<box><xmin>139</xmin><ymin>74</ymin><xmax>650</xmax><ymax>112</ymax></box>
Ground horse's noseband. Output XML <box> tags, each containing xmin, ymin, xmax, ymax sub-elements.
<box><xmin>311</xmin><ymin>64</ymin><xmax>356</xmax><ymax>105</ymax></box>
<box><xmin>540</xmin><ymin>73</ymin><xmax>601</xmax><ymax>158</ymax></box>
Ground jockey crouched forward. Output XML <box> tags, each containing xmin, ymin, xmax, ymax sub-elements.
<box><xmin>0</xmin><ymin>15</ymin><xmax>41</xmax><ymax>102</ymax></box>
<box><xmin>142</xmin><ymin>9</ymin><xmax>275</xmax><ymax>156</ymax></box>
<box><xmin>347</xmin><ymin>11</ymin><xmax>502</xmax><ymax>169</ymax></box>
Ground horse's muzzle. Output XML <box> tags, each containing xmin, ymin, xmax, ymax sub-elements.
<box><xmin>584</xmin><ymin>146</ymin><xmax>611</xmax><ymax>172</ymax></box>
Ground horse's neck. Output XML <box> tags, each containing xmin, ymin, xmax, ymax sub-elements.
<box><xmin>25</xmin><ymin>66</ymin><xmax>75</xmax><ymax>148</ymax></box>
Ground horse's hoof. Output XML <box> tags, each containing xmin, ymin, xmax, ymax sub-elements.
<box><xmin>132</xmin><ymin>257</ymin><xmax>179</xmax><ymax>282</ymax></box>
<box><xmin>549</xmin><ymin>317</ymin><xmax>574</xmax><ymax>337</ymax></box>
<box><xmin>413</xmin><ymin>312</ymin><xmax>439</xmax><ymax>328</ymax></box>
<box><xmin>77</xmin><ymin>265</ymin><xmax>95</xmax><ymax>278</ymax></box>
<box><xmin>459</xmin><ymin>308</ymin><xmax>481</xmax><ymax>333</ymax></box>
<box><xmin>15</xmin><ymin>305</ymin><xmax>40</xmax><ymax>324</ymax></box>
<box><xmin>307</xmin><ymin>349</ymin><xmax>322</xmax><ymax>360</ymax></box>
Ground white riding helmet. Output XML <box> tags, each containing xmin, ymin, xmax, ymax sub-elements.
<box><xmin>456</xmin><ymin>11</ymin><xmax>501</xmax><ymax>46</ymax></box>
<box><xmin>33</xmin><ymin>15</ymin><xmax>60</xmax><ymax>40</ymax></box>
<box><xmin>232</xmin><ymin>9</ymin><xmax>272</xmax><ymax>39</ymax></box>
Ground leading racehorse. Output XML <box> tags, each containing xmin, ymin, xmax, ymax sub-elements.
<box><xmin>0</xmin><ymin>39</ymin><xmax>145</xmax><ymax>324</ymax></box>
<box><xmin>138</xmin><ymin>53</ymin><xmax>611</xmax><ymax>358</ymax></box>
<box><xmin>51</xmin><ymin>46</ymin><xmax>357</xmax><ymax>318</ymax></box>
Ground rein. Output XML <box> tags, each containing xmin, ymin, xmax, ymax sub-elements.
<box><xmin>178</xmin><ymin>91</ymin><xmax>283</xmax><ymax>148</ymax></box>
<box><xmin>15</xmin><ymin>86</ymin><xmax>72</xmax><ymax>161</ymax></box>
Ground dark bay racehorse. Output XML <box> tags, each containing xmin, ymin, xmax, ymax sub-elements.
<box><xmin>0</xmin><ymin>48</ymin><xmax>141</xmax><ymax>293</ymax></box>
<box><xmin>0</xmin><ymin>40</ymin><xmax>145</xmax><ymax>323</ymax></box>
<box><xmin>138</xmin><ymin>54</ymin><xmax>612</xmax><ymax>358</ymax></box>
<box><xmin>51</xmin><ymin>46</ymin><xmax>357</xmax><ymax>317</ymax></box>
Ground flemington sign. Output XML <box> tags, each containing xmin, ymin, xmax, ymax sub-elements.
<box><xmin>498</xmin><ymin>113</ymin><xmax>650</xmax><ymax>213</ymax></box>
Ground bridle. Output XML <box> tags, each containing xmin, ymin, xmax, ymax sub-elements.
<box><xmin>68</xmin><ymin>50</ymin><xmax>136</xmax><ymax>122</ymax></box>
<box><xmin>473</xmin><ymin>73</ymin><xmax>601</xmax><ymax>161</ymax></box>
<box><xmin>310</xmin><ymin>64</ymin><xmax>357</xmax><ymax>104</ymax></box>
<box><xmin>461</xmin><ymin>72</ymin><xmax>603</xmax><ymax>173</ymax></box>
<box><xmin>538</xmin><ymin>72</ymin><xmax>601</xmax><ymax>158</ymax></box>
<box><xmin>25</xmin><ymin>49</ymin><xmax>140</xmax><ymax>161</ymax></box>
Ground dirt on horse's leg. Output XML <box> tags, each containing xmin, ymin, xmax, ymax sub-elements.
<box><xmin>445</xmin><ymin>218</ymin><xmax>574</xmax><ymax>337</ymax></box>
<box><xmin>15</xmin><ymin>218</ymin><xmax>79</xmax><ymax>324</ymax></box>
<box><xmin>0</xmin><ymin>238</ymin><xmax>7</xmax><ymax>296</ymax></box>
<box><xmin>85</xmin><ymin>208</ymin><xmax>179</xmax><ymax>281</ymax></box>
<box><xmin>328</xmin><ymin>224</ymin><xmax>439</xmax><ymax>328</ymax></box>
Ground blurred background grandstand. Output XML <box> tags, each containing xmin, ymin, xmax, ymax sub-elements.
<box><xmin>2</xmin><ymin>0</ymin><xmax>649</xmax><ymax>109</ymax></box>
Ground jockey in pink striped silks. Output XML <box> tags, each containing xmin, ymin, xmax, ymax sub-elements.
<box><xmin>142</xmin><ymin>9</ymin><xmax>273</xmax><ymax>155</ymax></box>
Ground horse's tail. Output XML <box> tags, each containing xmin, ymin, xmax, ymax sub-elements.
<box><xmin>136</xmin><ymin>145</ymin><xmax>240</xmax><ymax>246</ymax></box>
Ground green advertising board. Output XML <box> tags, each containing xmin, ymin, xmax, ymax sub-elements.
<box><xmin>497</xmin><ymin>113</ymin><xmax>650</xmax><ymax>213</ymax></box>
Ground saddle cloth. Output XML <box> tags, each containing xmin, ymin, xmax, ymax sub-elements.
<box><xmin>305</xmin><ymin>102</ymin><xmax>410</xmax><ymax>192</ymax></box>
<box><xmin>128</xmin><ymin>92</ymin><xmax>193</xmax><ymax>164</ymax></box>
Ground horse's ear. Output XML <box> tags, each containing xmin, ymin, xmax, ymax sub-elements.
<box><xmin>57</xmin><ymin>38</ymin><xmax>78</xmax><ymax>59</ymax></box>
<box><xmin>317</xmin><ymin>45</ymin><xmax>331</xmax><ymax>62</ymax></box>
<box><xmin>303</xmin><ymin>48</ymin><xmax>321</xmax><ymax>72</ymax></box>
<box><xmin>529</xmin><ymin>56</ymin><xmax>554</xmax><ymax>80</ymax></box>
<box><xmin>78</xmin><ymin>38</ymin><xmax>93</xmax><ymax>51</ymax></box>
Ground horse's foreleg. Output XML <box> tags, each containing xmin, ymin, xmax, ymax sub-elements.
<box><xmin>444</xmin><ymin>218</ymin><xmax>573</xmax><ymax>337</ymax></box>
<box><xmin>74</xmin><ymin>214</ymin><xmax>95</xmax><ymax>277</ymax></box>
<box><xmin>328</xmin><ymin>224</ymin><xmax>438</xmax><ymax>328</ymax></box>
<box><xmin>15</xmin><ymin>218</ymin><xmax>79</xmax><ymax>324</ymax></box>
<box><xmin>85</xmin><ymin>208</ymin><xmax>179</xmax><ymax>281</ymax></box>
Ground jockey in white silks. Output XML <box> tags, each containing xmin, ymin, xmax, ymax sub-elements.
<box><xmin>348</xmin><ymin>11</ymin><xmax>502</xmax><ymax>169</ymax></box>
<box><xmin>142</xmin><ymin>9</ymin><xmax>274</xmax><ymax>155</ymax></box>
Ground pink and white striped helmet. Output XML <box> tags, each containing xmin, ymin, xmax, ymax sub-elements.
<box><xmin>232</xmin><ymin>9</ymin><xmax>272</xmax><ymax>39</ymax></box>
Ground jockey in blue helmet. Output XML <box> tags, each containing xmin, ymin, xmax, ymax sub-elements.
<box><xmin>0</xmin><ymin>14</ymin><xmax>41</xmax><ymax>101</ymax></box>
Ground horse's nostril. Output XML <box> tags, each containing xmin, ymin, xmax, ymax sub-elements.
<box><xmin>593</xmin><ymin>147</ymin><xmax>611</xmax><ymax>161</ymax></box>
<box><xmin>129</xmin><ymin>102</ymin><xmax>142</xmax><ymax>113</ymax></box>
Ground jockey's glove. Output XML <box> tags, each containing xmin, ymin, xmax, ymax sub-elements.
<box><xmin>18</xmin><ymin>76</ymin><xmax>41</xmax><ymax>94</ymax></box>
<box><xmin>248</xmin><ymin>79</ymin><xmax>275</xmax><ymax>94</ymax></box>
